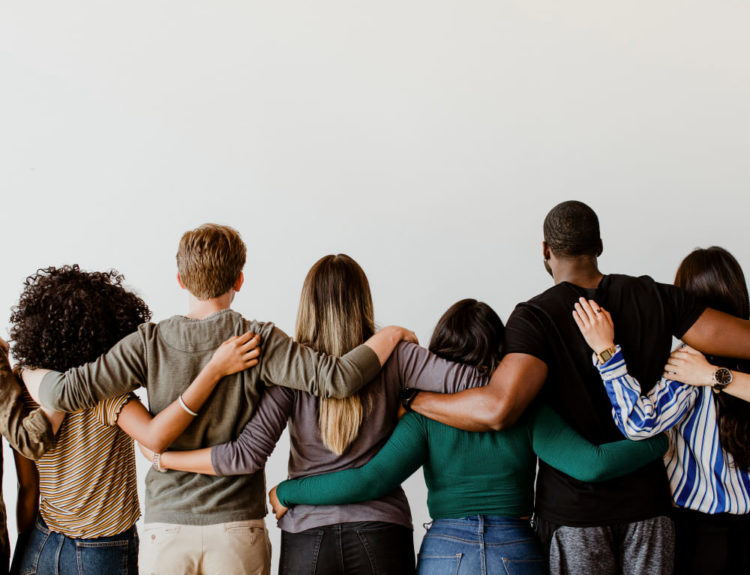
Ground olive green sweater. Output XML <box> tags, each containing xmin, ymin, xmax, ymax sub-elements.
<box><xmin>277</xmin><ymin>405</ymin><xmax>668</xmax><ymax>519</ymax></box>
<box><xmin>39</xmin><ymin>309</ymin><xmax>381</xmax><ymax>525</ymax></box>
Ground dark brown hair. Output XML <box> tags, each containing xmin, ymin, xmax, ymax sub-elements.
<box><xmin>176</xmin><ymin>223</ymin><xmax>246</xmax><ymax>300</ymax></box>
<box><xmin>428</xmin><ymin>299</ymin><xmax>504</xmax><ymax>375</ymax></box>
<box><xmin>675</xmin><ymin>246</ymin><xmax>750</xmax><ymax>469</ymax></box>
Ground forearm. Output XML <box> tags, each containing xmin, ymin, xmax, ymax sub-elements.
<box><xmin>148</xmin><ymin>362</ymin><xmax>226</xmax><ymax>451</ymax></box>
<box><xmin>722</xmin><ymin>371</ymin><xmax>750</xmax><ymax>403</ymax></box>
<box><xmin>598</xmin><ymin>348</ymin><xmax>695</xmax><ymax>437</ymax></box>
<box><xmin>118</xmin><ymin>362</ymin><xmax>229</xmax><ymax>452</ymax></box>
<box><xmin>16</xmin><ymin>485</ymin><xmax>38</xmax><ymax>533</ymax></box>
<box><xmin>411</xmin><ymin>353</ymin><xmax>546</xmax><ymax>431</ymax></box>
<box><xmin>532</xmin><ymin>404</ymin><xmax>668</xmax><ymax>482</ymax></box>
<box><xmin>394</xmin><ymin>342</ymin><xmax>487</xmax><ymax>394</ymax></box>
<box><xmin>208</xmin><ymin>385</ymin><xmax>291</xmax><ymax>475</ymax></box>
<box><xmin>410</xmin><ymin>388</ymin><xmax>505</xmax><ymax>431</ymax></box>
<box><xmin>363</xmin><ymin>327</ymin><xmax>411</xmax><ymax>367</ymax></box>
<box><xmin>13</xmin><ymin>451</ymin><xmax>39</xmax><ymax>533</ymax></box>
<box><xmin>260</xmin><ymin>326</ymin><xmax>382</xmax><ymax>399</ymax></box>
<box><xmin>36</xmin><ymin>332</ymin><xmax>145</xmax><ymax>412</ymax></box>
<box><xmin>161</xmin><ymin>447</ymin><xmax>217</xmax><ymax>475</ymax></box>
<box><xmin>277</xmin><ymin>416</ymin><xmax>425</xmax><ymax>507</ymax></box>
<box><xmin>683</xmin><ymin>308</ymin><xmax>750</xmax><ymax>360</ymax></box>
<box><xmin>542</xmin><ymin>435</ymin><xmax>669</xmax><ymax>482</ymax></box>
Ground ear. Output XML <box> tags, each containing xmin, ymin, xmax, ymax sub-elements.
<box><xmin>177</xmin><ymin>273</ymin><xmax>186</xmax><ymax>289</ymax></box>
<box><xmin>595</xmin><ymin>239</ymin><xmax>603</xmax><ymax>258</ymax></box>
<box><xmin>233</xmin><ymin>272</ymin><xmax>244</xmax><ymax>293</ymax></box>
<box><xmin>542</xmin><ymin>241</ymin><xmax>551</xmax><ymax>261</ymax></box>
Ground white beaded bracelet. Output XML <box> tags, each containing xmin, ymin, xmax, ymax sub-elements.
<box><xmin>178</xmin><ymin>394</ymin><xmax>199</xmax><ymax>417</ymax></box>
<box><xmin>153</xmin><ymin>452</ymin><xmax>167</xmax><ymax>473</ymax></box>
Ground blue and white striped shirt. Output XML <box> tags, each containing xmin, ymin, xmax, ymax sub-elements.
<box><xmin>598</xmin><ymin>346</ymin><xmax>750</xmax><ymax>514</ymax></box>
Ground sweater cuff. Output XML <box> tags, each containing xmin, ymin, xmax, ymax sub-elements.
<box><xmin>348</xmin><ymin>344</ymin><xmax>382</xmax><ymax>384</ymax></box>
<box><xmin>21</xmin><ymin>409</ymin><xmax>56</xmax><ymax>459</ymax></box>
<box><xmin>39</xmin><ymin>370</ymin><xmax>65</xmax><ymax>410</ymax></box>
<box><xmin>275</xmin><ymin>481</ymin><xmax>295</xmax><ymax>508</ymax></box>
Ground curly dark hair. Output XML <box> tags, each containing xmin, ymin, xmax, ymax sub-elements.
<box><xmin>10</xmin><ymin>265</ymin><xmax>151</xmax><ymax>371</ymax></box>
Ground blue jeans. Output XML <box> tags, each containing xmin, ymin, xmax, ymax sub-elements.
<box><xmin>19</xmin><ymin>517</ymin><xmax>138</xmax><ymax>575</ymax></box>
<box><xmin>417</xmin><ymin>516</ymin><xmax>546</xmax><ymax>575</ymax></box>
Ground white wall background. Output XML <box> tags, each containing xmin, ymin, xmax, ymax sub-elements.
<box><xmin>1</xmin><ymin>1</ymin><xmax>748</xmax><ymax>571</ymax></box>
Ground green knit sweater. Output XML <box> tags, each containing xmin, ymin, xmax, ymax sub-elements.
<box><xmin>277</xmin><ymin>404</ymin><xmax>668</xmax><ymax>519</ymax></box>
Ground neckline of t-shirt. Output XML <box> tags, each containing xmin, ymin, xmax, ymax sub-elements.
<box><xmin>558</xmin><ymin>274</ymin><xmax>608</xmax><ymax>294</ymax></box>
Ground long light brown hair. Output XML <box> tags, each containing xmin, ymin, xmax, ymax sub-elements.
<box><xmin>295</xmin><ymin>254</ymin><xmax>375</xmax><ymax>455</ymax></box>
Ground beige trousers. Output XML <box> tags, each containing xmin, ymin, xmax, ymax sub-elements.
<box><xmin>139</xmin><ymin>519</ymin><xmax>271</xmax><ymax>575</ymax></box>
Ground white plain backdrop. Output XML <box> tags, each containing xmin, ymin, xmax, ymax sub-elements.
<box><xmin>1</xmin><ymin>1</ymin><xmax>749</xmax><ymax>572</ymax></box>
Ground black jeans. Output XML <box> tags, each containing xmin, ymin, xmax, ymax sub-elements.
<box><xmin>280</xmin><ymin>522</ymin><xmax>415</xmax><ymax>575</ymax></box>
<box><xmin>672</xmin><ymin>507</ymin><xmax>750</xmax><ymax>575</ymax></box>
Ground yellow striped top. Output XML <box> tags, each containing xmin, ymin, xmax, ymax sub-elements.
<box><xmin>29</xmin><ymin>394</ymin><xmax>141</xmax><ymax>538</ymax></box>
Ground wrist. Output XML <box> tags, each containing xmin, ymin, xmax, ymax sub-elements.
<box><xmin>152</xmin><ymin>451</ymin><xmax>168</xmax><ymax>473</ymax></box>
<box><xmin>203</xmin><ymin>360</ymin><xmax>227</xmax><ymax>380</ymax></box>
<box><xmin>399</xmin><ymin>388</ymin><xmax>419</xmax><ymax>412</ymax></box>
<box><xmin>595</xmin><ymin>342</ymin><xmax>616</xmax><ymax>355</ymax></box>
<box><xmin>711</xmin><ymin>366</ymin><xmax>733</xmax><ymax>392</ymax></box>
<box><xmin>595</xmin><ymin>344</ymin><xmax>618</xmax><ymax>364</ymax></box>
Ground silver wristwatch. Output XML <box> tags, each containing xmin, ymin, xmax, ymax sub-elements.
<box><xmin>711</xmin><ymin>367</ymin><xmax>733</xmax><ymax>393</ymax></box>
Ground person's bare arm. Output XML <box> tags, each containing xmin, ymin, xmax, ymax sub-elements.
<box><xmin>13</xmin><ymin>450</ymin><xmax>39</xmax><ymax>535</ymax></box>
<box><xmin>117</xmin><ymin>332</ymin><xmax>260</xmax><ymax>453</ymax></box>
<box><xmin>664</xmin><ymin>345</ymin><xmax>750</xmax><ymax>404</ymax></box>
<box><xmin>682</xmin><ymin>308</ymin><xmax>750</xmax><ymax>360</ymax></box>
<box><xmin>409</xmin><ymin>353</ymin><xmax>548</xmax><ymax>431</ymax></box>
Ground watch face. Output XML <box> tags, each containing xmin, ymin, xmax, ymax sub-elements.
<box><xmin>714</xmin><ymin>368</ymin><xmax>733</xmax><ymax>386</ymax></box>
<box><xmin>600</xmin><ymin>349</ymin><xmax>613</xmax><ymax>361</ymax></box>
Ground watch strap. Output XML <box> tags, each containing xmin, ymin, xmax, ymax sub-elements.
<box><xmin>399</xmin><ymin>388</ymin><xmax>419</xmax><ymax>412</ymax></box>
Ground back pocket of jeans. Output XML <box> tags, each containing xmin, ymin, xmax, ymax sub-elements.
<box><xmin>502</xmin><ymin>557</ymin><xmax>546</xmax><ymax>575</ymax></box>
<box><xmin>417</xmin><ymin>554</ymin><xmax>462</xmax><ymax>575</ymax></box>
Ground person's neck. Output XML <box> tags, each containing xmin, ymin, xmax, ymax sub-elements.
<box><xmin>552</xmin><ymin>257</ymin><xmax>604</xmax><ymax>289</ymax></box>
<box><xmin>186</xmin><ymin>292</ymin><xmax>234</xmax><ymax>320</ymax></box>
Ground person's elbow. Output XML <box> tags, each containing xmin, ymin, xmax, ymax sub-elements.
<box><xmin>480</xmin><ymin>398</ymin><xmax>519</xmax><ymax>431</ymax></box>
<box><xmin>140</xmin><ymin>435</ymin><xmax>172</xmax><ymax>454</ymax></box>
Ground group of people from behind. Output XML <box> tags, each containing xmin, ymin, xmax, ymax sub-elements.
<box><xmin>0</xmin><ymin>201</ymin><xmax>749</xmax><ymax>575</ymax></box>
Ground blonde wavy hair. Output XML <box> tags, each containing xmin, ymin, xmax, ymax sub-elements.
<box><xmin>295</xmin><ymin>254</ymin><xmax>374</xmax><ymax>455</ymax></box>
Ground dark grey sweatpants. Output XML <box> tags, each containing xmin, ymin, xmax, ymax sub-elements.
<box><xmin>536</xmin><ymin>515</ymin><xmax>674</xmax><ymax>575</ymax></box>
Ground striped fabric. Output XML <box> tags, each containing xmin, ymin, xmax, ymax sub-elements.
<box><xmin>27</xmin><ymin>393</ymin><xmax>140</xmax><ymax>538</ymax></box>
<box><xmin>597</xmin><ymin>346</ymin><xmax>750</xmax><ymax>515</ymax></box>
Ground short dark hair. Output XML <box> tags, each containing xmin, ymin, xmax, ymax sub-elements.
<box><xmin>10</xmin><ymin>265</ymin><xmax>151</xmax><ymax>371</ymax></box>
<box><xmin>428</xmin><ymin>299</ymin><xmax>504</xmax><ymax>375</ymax></box>
<box><xmin>543</xmin><ymin>200</ymin><xmax>601</xmax><ymax>257</ymax></box>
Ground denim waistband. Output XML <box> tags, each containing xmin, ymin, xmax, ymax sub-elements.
<box><xmin>36</xmin><ymin>515</ymin><xmax>138</xmax><ymax>541</ymax></box>
<box><xmin>432</xmin><ymin>515</ymin><xmax>529</xmax><ymax>527</ymax></box>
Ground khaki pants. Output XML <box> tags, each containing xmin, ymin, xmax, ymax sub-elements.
<box><xmin>139</xmin><ymin>519</ymin><xmax>271</xmax><ymax>575</ymax></box>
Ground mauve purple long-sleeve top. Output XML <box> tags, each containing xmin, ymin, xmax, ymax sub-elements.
<box><xmin>211</xmin><ymin>342</ymin><xmax>487</xmax><ymax>533</ymax></box>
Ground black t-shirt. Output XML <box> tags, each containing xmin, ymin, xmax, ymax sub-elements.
<box><xmin>504</xmin><ymin>274</ymin><xmax>706</xmax><ymax>527</ymax></box>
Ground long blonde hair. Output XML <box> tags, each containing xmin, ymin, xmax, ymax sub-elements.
<box><xmin>295</xmin><ymin>254</ymin><xmax>375</xmax><ymax>455</ymax></box>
